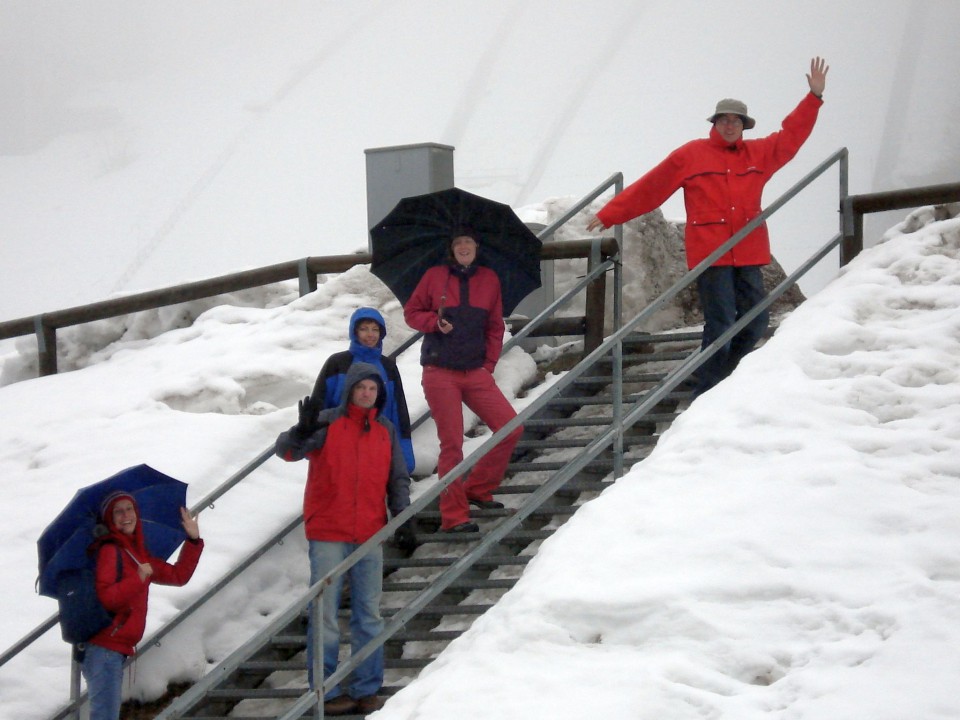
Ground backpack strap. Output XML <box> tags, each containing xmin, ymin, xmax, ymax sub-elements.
<box><xmin>97</xmin><ymin>539</ymin><xmax>125</xmax><ymax>582</ymax></box>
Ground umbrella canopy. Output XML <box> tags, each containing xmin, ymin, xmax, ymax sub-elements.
<box><xmin>369</xmin><ymin>187</ymin><xmax>543</xmax><ymax>315</ymax></box>
<box><xmin>37</xmin><ymin>464</ymin><xmax>188</xmax><ymax>598</ymax></box>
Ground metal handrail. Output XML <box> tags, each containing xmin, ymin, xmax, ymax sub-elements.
<box><xmin>4</xmin><ymin>237</ymin><xmax>623</xmax><ymax>684</ymax></box>
<box><xmin>536</xmin><ymin>172</ymin><xmax>623</xmax><ymax>240</ymax></box>
<box><xmin>9</xmin><ymin>178</ymin><xmax>624</xmax><ymax>720</ymax></box>
<box><xmin>1</xmin><ymin>445</ymin><xmax>277</xmax><ymax>680</ymax></box>
<box><xmin>152</xmin><ymin>243</ymin><xmax>625</xmax><ymax>719</ymax></box>
<box><xmin>22</xmin><ymin>150</ymin><xmax>868</xmax><ymax>716</ymax></box>
<box><xmin>271</xmin><ymin>149</ymin><xmax>852</xmax><ymax>717</ymax></box>
<box><xmin>159</xmin><ymin>153</ymin><xmax>847</xmax><ymax>719</ymax></box>
<box><xmin>294</xmin><ymin>150</ymin><xmax>851</xmax><ymax>714</ymax></box>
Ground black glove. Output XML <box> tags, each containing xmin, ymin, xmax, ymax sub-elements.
<box><xmin>295</xmin><ymin>395</ymin><xmax>322</xmax><ymax>437</ymax></box>
<box><xmin>393</xmin><ymin>518</ymin><xmax>419</xmax><ymax>556</ymax></box>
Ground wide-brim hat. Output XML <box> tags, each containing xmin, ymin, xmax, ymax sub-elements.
<box><xmin>707</xmin><ymin>98</ymin><xmax>756</xmax><ymax>130</ymax></box>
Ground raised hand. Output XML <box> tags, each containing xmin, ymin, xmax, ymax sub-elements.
<box><xmin>180</xmin><ymin>506</ymin><xmax>200</xmax><ymax>540</ymax></box>
<box><xmin>807</xmin><ymin>56</ymin><xmax>829</xmax><ymax>97</ymax></box>
<box><xmin>296</xmin><ymin>395</ymin><xmax>322</xmax><ymax>437</ymax></box>
<box><xmin>586</xmin><ymin>215</ymin><xmax>605</xmax><ymax>232</ymax></box>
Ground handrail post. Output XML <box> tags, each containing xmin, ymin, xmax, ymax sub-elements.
<box><xmin>612</xmin><ymin>242</ymin><xmax>624</xmax><ymax>480</ymax></box>
<box><xmin>69</xmin><ymin>656</ymin><xmax>82</xmax><ymax>720</ymax></box>
<box><xmin>838</xmin><ymin>148</ymin><xmax>860</xmax><ymax>266</ymax></box>
<box><xmin>313</xmin><ymin>586</ymin><xmax>324</xmax><ymax>720</ymax></box>
<box><xmin>298</xmin><ymin>258</ymin><xmax>318</xmax><ymax>297</ymax></box>
<box><xmin>583</xmin><ymin>239</ymin><xmax>606</xmax><ymax>354</ymax></box>
<box><xmin>613</xmin><ymin>176</ymin><xmax>624</xmax><ymax>478</ymax></box>
<box><xmin>34</xmin><ymin>315</ymin><xmax>58</xmax><ymax>376</ymax></box>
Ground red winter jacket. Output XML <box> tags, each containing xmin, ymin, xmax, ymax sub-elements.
<box><xmin>597</xmin><ymin>92</ymin><xmax>823</xmax><ymax>268</ymax></box>
<box><xmin>90</xmin><ymin>537</ymin><xmax>203</xmax><ymax>656</ymax></box>
<box><xmin>276</xmin><ymin>363</ymin><xmax>411</xmax><ymax>544</ymax></box>
<box><xmin>404</xmin><ymin>263</ymin><xmax>504</xmax><ymax>373</ymax></box>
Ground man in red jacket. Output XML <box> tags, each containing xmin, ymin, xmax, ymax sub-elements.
<box><xmin>588</xmin><ymin>57</ymin><xmax>829</xmax><ymax>396</ymax></box>
<box><xmin>276</xmin><ymin>362</ymin><xmax>411</xmax><ymax>716</ymax></box>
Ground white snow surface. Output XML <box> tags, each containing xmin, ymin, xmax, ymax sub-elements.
<box><xmin>2</xmin><ymin>0</ymin><xmax>960</xmax><ymax>318</ymax></box>
<box><xmin>1</xmin><ymin>207</ymin><xmax>960</xmax><ymax>719</ymax></box>
<box><xmin>3</xmin><ymin>1</ymin><xmax>960</xmax><ymax>718</ymax></box>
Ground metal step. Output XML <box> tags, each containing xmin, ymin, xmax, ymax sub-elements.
<box><xmin>383</xmin><ymin>555</ymin><xmax>530</xmax><ymax>570</ymax></box>
<box><xmin>494</xmin><ymin>480</ymin><xmax>612</xmax><ymax>495</ymax></box>
<box><xmin>416</xmin><ymin>504</ymin><xmax>577</xmax><ymax>521</ymax></box>
<box><xmin>515</xmin><ymin>435</ymin><xmax>659</xmax><ymax>450</ymax></box>
<box><xmin>545</xmin><ymin>391</ymin><xmax>691</xmax><ymax>406</ymax></box>
<box><xmin>271</xmin><ymin>628</ymin><xmax>462</xmax><ymax>649</ymax></box>
<box><xmin>622</xmin><ymin>330</ymin><xmax>703</xmax><ymax>345</ymax></box>
<box><xmin>383</xmin><ymin>576</ymin><xmax>517</xmax><ymax>592</ymax></box>
<box><xmin>522</xmin><ymin>412</ymin><xmax>679</xmax><ymax>428</ymax></box>
<box><xmin>594</xmin><ymin>349</ymin><xmax>694</xmax><ymax>364</ymax></box>
<box><xmin>573</xmin><ymin>371</ymin><xmax>674</xmax><ymax>385</ymax></box>
<box><xmin>206</xmin><ymin>688</ymin><xmax>305</xmax><ymax>700</ymax></box>
<box><xmin>144</xmin><ymin>334</ymin><xmax>701</xmax><ymax>720</ymax></box>
<box><xmin>412</xmin><ymin>528</ymin><xmax>554</xmax><ymax>545</ymax></box>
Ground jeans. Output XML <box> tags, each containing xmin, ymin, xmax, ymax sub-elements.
<box><xmin>306</xmin><ymin>541</ymin><xmax>384</xmax><ymax>700</ymax></box>
<box><xmin>695</xmin><ymin>265</ymin><xmax>768</xmax><ymax>394</ymax></box>
<box><xmin>81</xmin><ymin>644</ymin><xmax>125</xmax><ymax>720</ymax></box>
<box><xmin>422</xmin><ymin>366</ymin><xmax>523</xmax><ymax>528</ymax></box>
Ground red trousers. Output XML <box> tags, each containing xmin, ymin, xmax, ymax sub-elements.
<box><xmin>422</xmin><ymin>366</ymin><xmax>523</xmax><ymax>529</ymax></box>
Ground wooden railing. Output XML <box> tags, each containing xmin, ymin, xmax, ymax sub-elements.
<box><xmin>0</xmin><ymin>239</ymin><xmax>618</xmax><ymax>377</ymax></box>
<box><xmin>841</xmin><ymin>182</ymin><xmax>960</xmax><ymax>264</ymax></box>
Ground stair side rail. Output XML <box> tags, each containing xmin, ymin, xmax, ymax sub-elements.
<box><xmin>158</xmin><ymin>148</ymin><xmax>850</xmax><ymax>719</ymax></box>
<box><xmin>12</xmin><ymin>182</ymin><xmax>622</xmax><ymax>720</ymax></box>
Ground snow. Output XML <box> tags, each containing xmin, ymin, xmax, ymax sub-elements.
<box><xmin>3</xmin><ymin>1</ymin><xmax>960</xmax><ymax>318</ymax></box>
<box><xmin>2</xmin><ymin>2</ymin><xmax>960</xmax><ymax>719</ymax></box>
<box><xmin>3</xmin><ymin>206</ymin><xmax>960</xmax><ymax>719</ymax></box>
<box><xmin>375</xmin><ymin>211</ymin><xmax>960</xmax><ymax>720</ymax></box>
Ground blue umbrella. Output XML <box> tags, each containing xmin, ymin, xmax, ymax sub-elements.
<box><xmin>37</xmin><ymin>464</ymin><xmax>189</xmax><ymax>598</ymax></box>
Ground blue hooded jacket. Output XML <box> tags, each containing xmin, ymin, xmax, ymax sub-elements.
<box><xmin>310</xmin><ymin>307</ymin><xmax>416</xmax><ymax>472</ymax></box>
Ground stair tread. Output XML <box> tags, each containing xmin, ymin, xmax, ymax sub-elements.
<box><xmin>150</xmin><ymin>332</ymin><xmax>705</xmax><ymax>719</ymax></box>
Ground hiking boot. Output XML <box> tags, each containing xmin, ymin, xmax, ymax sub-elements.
<box><xmin>440</xmin><ymin>522</ymin><xmax>480</xmax><ymax>534</ymax></box>
<box><xmin>468</xmin><ymin>498</ymin><xmax>504</xmax><ymax>510</ymax></box>
<box><xmin>323</xmin><ymin>695</ymin><xmax>357</xmax><ymax>716</ymax></box>
<box><xmin>356</xmin><ymin>694</ymin><xmax>385</xmax><ymax>713</ymax></box>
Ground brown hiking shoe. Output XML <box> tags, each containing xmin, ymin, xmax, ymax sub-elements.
<box><xmin>323</xmin><ymin>695</ymin><xmax>357</xmax><ymax>715</ymax></box>
<box><xmin>356</xmin><ymin>694</ymin><xmax>385</xmax><ymax>713</ymax></box>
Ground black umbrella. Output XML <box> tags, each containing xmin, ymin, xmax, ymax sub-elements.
<box><xmin>370</xmin><ymin>187</ymin><xmax>542</xmax><ymax>315</ymax></box>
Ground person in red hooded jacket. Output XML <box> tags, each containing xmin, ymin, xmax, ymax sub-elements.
<box><xmin>588</xmin><ymin>57</ymin><xmax>829</xmax><ymax>396</ymax></box>
<box><xmin>83</xmin><ymin>491</ymin><xmax>203</xmax><ymax>720</ymax></box>
<box><xmin>275</xmin><ymin>361</ymin><xmax>411</xmax><ymax>716</ymax></box>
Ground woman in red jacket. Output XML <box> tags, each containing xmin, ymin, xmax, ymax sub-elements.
<box><xmin>588</xmin><ymin>57</ymin><xmax>829</xmax><ymax>396</ymax></box>
<box><xmin>83</xmin><ymin>491</ymin><xmax>203</xmax><ymax>720</ymax></box>
<box><xmin>404</xmin><ymin>229</ymin><xmax>523</xmax><ymax>534</ymax></box>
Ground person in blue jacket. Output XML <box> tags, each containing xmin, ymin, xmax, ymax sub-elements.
<box><xmin>310</xmin><ymin>307</ymin><xmax>416</xmax><ymax>473</ymax></box>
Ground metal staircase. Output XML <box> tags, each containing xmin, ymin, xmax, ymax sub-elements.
<box><xmin>155</xmin><ymin>329</ymin><xmax>702</xmax><ymax>720</ymax></box>
<box><xmin>152</xmin><ymin>147</ymin><xmax>852</xmax><ymax>719</ymax></box>
<box><xmin>0</xmin><ymin>146</ymin><xmax>864</xmax><ymax>720</ymax></box>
